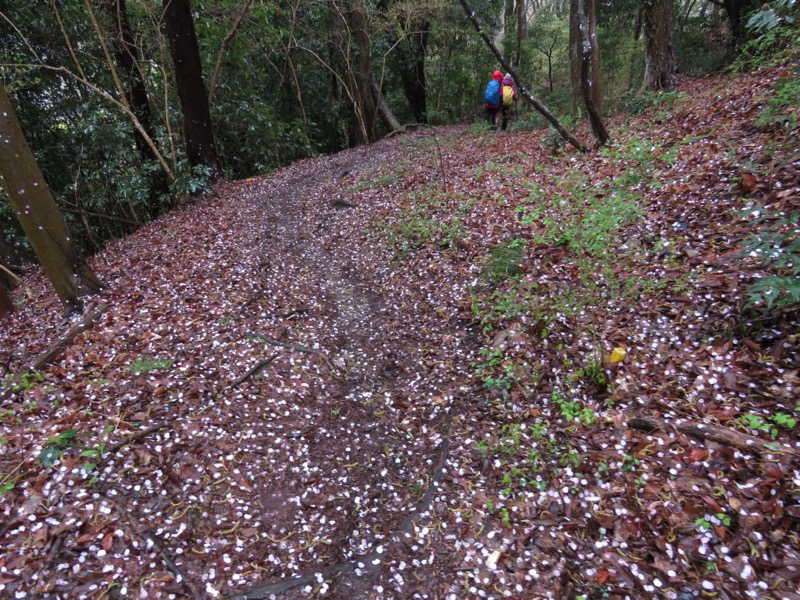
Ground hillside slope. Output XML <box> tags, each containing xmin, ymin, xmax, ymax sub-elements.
<box><xmin>1</xmin><ymin>59</ymin><xmax>799</xmax><ymax>599</ymax></box>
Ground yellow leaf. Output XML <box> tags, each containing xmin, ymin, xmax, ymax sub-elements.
<box><xmin>609</xmin><ymin>347</ymin><xmax>627</xmax><ymax>364</ymax></box>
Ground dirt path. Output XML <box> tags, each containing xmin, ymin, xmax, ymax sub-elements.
<box><xmin>197</xmin><ymin>139</ymin><xmax>470</xmax><ymax>598</ymax></box>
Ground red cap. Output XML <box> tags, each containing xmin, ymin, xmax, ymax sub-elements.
<box><xmin>493</xmin><ymin>70</ymin><xmax>502</xmax><ymax>81</ymax></box>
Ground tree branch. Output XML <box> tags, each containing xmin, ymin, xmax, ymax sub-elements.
<box><xmin>629</xmin><ymin>414</ymin><xmax>794</xmax><ymax>456</ymax></box>
<box><xmin>208</xmin><ymin>0</ymin><xmax>255</xmax><ymax>103</ymax></box>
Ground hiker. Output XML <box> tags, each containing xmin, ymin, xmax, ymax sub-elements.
<box><xmin>500</xmin><ymin>73</ymin><xmax>518</xmax><ymax>131</ymax></box>
<box><xmin>483</xmin><ymin>70</ymin><xmax>503</xmax><ymax>130</ymax></box>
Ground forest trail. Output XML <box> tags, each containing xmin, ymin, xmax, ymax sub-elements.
<box><xmin>225</xmin><ymin>139</ymin><xmax>469</xmax><ymax>597</ymax></box>
<box><xmin>2</xmin><ymin>62</ymin><xmax>800</xmax><ymax>600</ymax></box>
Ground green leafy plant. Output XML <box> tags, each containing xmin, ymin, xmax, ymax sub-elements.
<box><xmin>1</xmin><ymin>371</ymin><xmax>44</xmax><ymax>392</ymax></box>
<box><xmin>128</xmin><ymin>357</ymin><xmax>174</xmax><ymax>374</ymax></box>
<box><xmin>746</xmin><ymin>0</ymin><xmax>797</xmax><ymax>34</ymax></box>
<box><xmin>741</xmin><ymin>209</ymin><xmax>800</xmax><ymax>310</ymax></box>
<box><xmin>551</xmin><ymin>390</ymin><xmax>596</xmax><ymax>426</ymax></box>
<box><xmin>757</xmin><ymin>68</ymin><xmax>800</xmax><ymax>132</ymax></box>
<box><xmin>622</xmin><ymin>454</ymin><xmax>640</xmax><ymax>472</ymax></box>
<box><xmin>695</xmin><ymin>513</ymin><xmax>731</xmax><ymax>531</ymax></box>
<box><xmin>738</xmin><ymin>411</ymin><xmax>797</xmax><ymax>438</ymax></box>
<box><xmin>482</xmin><ymin>238</ymin><xmax>527</xmax><ymax>283</ymax></box>
<box><xmin>39</xmin><ymin>429</ymin><xmax>80</xmax><ymax>467</ymax></box>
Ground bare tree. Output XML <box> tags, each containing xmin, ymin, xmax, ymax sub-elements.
<box><xmin>458</xmin><ymin>0</ymin><xmax>587</xmax><ymax>152</ymax></box>
<box><xmin>0</xmin><ymin>84</ymin><xmax>101</xmax><ymax>311</ymax></box>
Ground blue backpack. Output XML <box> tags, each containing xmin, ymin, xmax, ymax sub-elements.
<box><xmin>484</xmin><ymin>80</ymin><xmax>501</xmax><ymax>105</ymax></box>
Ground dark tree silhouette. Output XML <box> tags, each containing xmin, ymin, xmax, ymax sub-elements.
<box><xmin>163</xmin><ymin>0</ymin><xmax>221</xmax><ymax>178</ymax></box>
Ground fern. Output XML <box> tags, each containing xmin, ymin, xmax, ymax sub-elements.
<box><xmin>747</xmin><ymin>276</ymin><xmax>800</xmax><ymax>310</ymax></box>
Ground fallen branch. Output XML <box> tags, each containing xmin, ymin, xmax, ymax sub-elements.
<box><xmin>29</xmin><ymin>303</ymin><xmax>108</xmax><ymax>372</ymax></box>
<box><xmin>102</xmin><ymin>422</ymin><xmax>168</xmax><ymax>457</ymax></box>
<box><xmin>227</xmin><ymin>353</ymin><xmax>279</xmax><ymax>390</ymax></box>
<box><xmin>2</xmin><ymin>303</ymin><xmax>108</xmax><ymax>401</ymax></box>
<box><xmin>254</xmin><ymin>334</ymin><xmax>338</xmax><ymax>373</ymax></box>
<box><xmin>629</xmin><ymin>414</ymin><xmax>791</xmax><ymax>456</ymax></box>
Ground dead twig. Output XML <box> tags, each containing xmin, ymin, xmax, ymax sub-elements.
<box><xmin>254</xmin><ymin>334</ymin><xmax>339</xmax><ymax>374</ymax></box>
<box><xmin>227</xmin><ymin>353</ymin><xmax>280</xmax><ymax>390</ymax></box>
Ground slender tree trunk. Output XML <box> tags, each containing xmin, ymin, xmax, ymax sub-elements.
<box><xmin>0</xmin><ymin>84</ymin><xmax>101</xmax><ymax>311</ymax></box>
<box><xmin>723</xmin><ymin>0</ymin><xmax>758</xmax><ymax>45</ymax></box>
<box><xmin>641</xmin><ymin>0</ymin><xmax>675</xmax><ymax>91</ymax></box>
<box><xmin>458</xmin><ymin>0</ymin><xmax>587</xmax><ymax>152</ymax></box>
<box><xmin>569</xmin><ymin>0</ymin><xmax>582</xmax><ymax>113</ymax></box>
<box><xmin>371</xmin><ymin>76</ymin><xmax>402</xmax><ymax>132</ymax></box>
<box><xmin>350</xmin><ymin>0</ymin><xmax>379</xmax><ymax>143</ymax></box>
<box><xmin>163</xmin><ymin>0</ymin><xmax>221</xmax><ymax>178</ymax></box>
<box><xmin>577</xmin><ymin>0</ymin><xmax>609</xmax><ymax>145</ymax></box>
<box><xmin>514</xmin><ymin>0</ymin><xmax>526</xmax><ymax>71</ymax></box>
<box><xmin>588</xmin><ymin>0</ymin><xmax>601</xmax><ymax>112</ymax></box>
<box><xmin>504</xmin><ymin>0</ymin><xmax>515</xmax><ymax>64</ymax></box>
<box><xmin>395</xmin><ymin>24</ymin><xmax>429</xmax><ymax>124</ymax></box>
<box><xmin>104</xmin><ymin>0</ymin><xmax>157</xmax><ymax>161</ymax></box>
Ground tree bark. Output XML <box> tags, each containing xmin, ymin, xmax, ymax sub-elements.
<box><xmin>587</xmin><ymin>0</ymin><xmax>601</xmax><ymax>112</ymax></box>
<box><xmin>371</xmin><ymin>76</ymin><xmax>403</xmax><ymax>132</ymax></box>
<box><xmin>0</xmin><ymin>84</ymin><xmax>102</xmax><ymax>311</ymax></box>
<box><xmin>350</xmin><ymin>0</ymin><xmax>379</xmax><ymax>143</ymax></box>
<box><xmin>104</xmin><ymin>0</ymin><xmax>157</xmax><ymax>161</ymax></box>
<box><xmin>395</xmin><ymin>24</ymin><xmax>429</xmax><ymax>124</ymax></box>
<box><xmin>163</xmin><ymin>0</ymin><xmax>222</xmax><ymax>178</ymax></box>
<box><xmin>577</xmin><ymin>0</ymin><xmax>608</xmax><ymax>145</ymax></box>
<box><xmin>641</xmin><ymin>0</ymin><xmax>676</xmax><ymax>91</ymax></box>
<box><xmin>723</xmin><ymin>0</ymin><xmax>758</xmax><ymax>44</ymax></box>
<box><xmin>629</xmin><ymin>415</ymin><xmax>790</xmax><ymax>456</ymax></box>
<box><xmin>515</xmin><ymin>0</ymin><xmax>526</xmax><ymax>71</ymax></box>
<box><xmin>458</xmin><ymin>0</ymin><xmax>587</xmax><ymax>152</ymax></box>
<box><xmin>569</xmin><ymin>0</ymin><xmax>582</xmax><ymax>113</ymax></box>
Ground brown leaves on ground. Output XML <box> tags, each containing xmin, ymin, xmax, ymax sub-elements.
<box><xmin>1</xmin><ymin>62</ymin><xmax>799</xmax><ymax>599</ymax></box>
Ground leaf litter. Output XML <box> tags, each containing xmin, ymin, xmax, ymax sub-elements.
<box><xmin>1</xmin><ymin>63</ymin><xmax>799</xmax><ymax>599</ymax></box>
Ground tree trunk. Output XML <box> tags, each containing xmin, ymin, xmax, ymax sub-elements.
<box><xmin>395</xmin><ymin>24</ymin><xmax>429</xmax><ymax>124</ymax></box>
<box><xmin>723</xmin><ymin>0</ymin><xmax>758</xmax><ymax>44</ymax></box>
<box><xmin>326</xmin><ymin>0</ymin><xmax>376</xmax><ymax>145</ymax></box>
<box><xmin>0</xmin><ymin>84</ymin><xmax>102</xmax><ymax>311</ymax></box>
<box><xmin>577</xmin><ymin>0</ymin><xmax>609</xmax><ymax>145</ymax></box>
<box><xmin>458</xmin><ymin>0</ymin><xmax>587</xmax><ymax>152</ymax></box>
<box><xmin>504</xmin><ymin>0</ymin><xmax>515</xmax><ymax>65</ymax></box>
<box><xmin>350</xmin><ymin>0</ymin><xmax>379</xmax><ymax>143</ymax></box>
<box><xmin>569</xmin><ymin>0</ymin><xmax>582</xmax><ymax>113</ymax></box>
<box><xmin>641</xmin><ymin>0</ymin><xmax>675</xmax><ymax>91</ymax></box>
<box><xmin>588</xmin><ymin>0</ymin><xmax>601</xmax><ymax>113</ymax></box>
<box><xmin>163</xmin><ymin>0</ymin><xmax>221</xmax><ymax>178</ymax></box>
<box><xmin>0</xmin><ymin>280</ymin><xmax>13</xmax><ymax>319</ymax></box>
<box><xmin>514</xmin><ymin>0</ymin><xmax>526</xmax><ymax>71</ymax></box>
<box><xmin>371</xmin><ymin>76</ymin><xmax>402</xmax><ymax>132</ymax></box>
<box><xmin>104</xmin><ymin>0</ymin><xmax>157</xmax><ymax>161</ymax></box>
